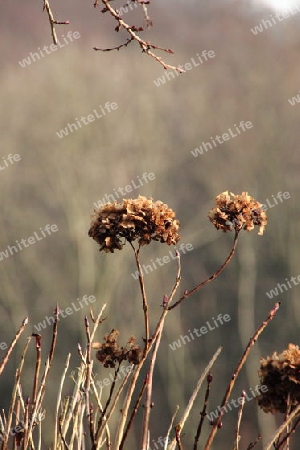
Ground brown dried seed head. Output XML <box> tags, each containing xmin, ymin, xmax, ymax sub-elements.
<box><xmin>257</xmin><ymin>344</ymin><xmax>300</xmax><ymax>414</ymax></box>
<box><xmin>95</xmin><ymin>329</ymin><xmax>143</xmax><ymax>368</ymax></box>
<box><xmin>88</xmin><ymin>196</ymin><xmax>180</xmax><ymax>253</ymax></box>
<box><xmin>208</xmin><ymin>191</ymin><xmax>267</xmax><ymax>235</ymax></box>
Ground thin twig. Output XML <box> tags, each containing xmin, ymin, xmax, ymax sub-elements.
<box><xmin>204</xmin><ymin>302</ymin><xmax>281</xmax><ymax>450</ymax></box>
<box><xmin>264</xmin><ymin>404</ymin><xmax>300</xmax><ymax>450</ymax></box>
<box><xmin>165</xmin><ymin>405</ymin><xmax>179</xmax><ymax>450</ymax></box>
<box><xmin>175</xmin><ymin>424</ymin><xmax>183</xmax><ymax>450</ymax></box>
<box><xmin>97</xmin><ymin>366</ymin><xmax>120</xmax><ymax>431</ymax></box>
<box><xmin>42</xmin><ymin>0</ymin><xmax>69</xmax><ymax>45</ymax></box>
<box><xmin>168</xmin><ymin>347</ymin><xmax>222</xmax><ymax>450</ymax></box>
<box><xmin>246</xmin><ymin>434</ymin><xmax>261</xmax><ymax>450</ymax></box>
<box><xmin>2</xmin><ymin>336</ymin><xmax>32</xmax><ymax>449</ymax></box>
<box><xmin>58</xmin><ymin>417</ymin><xmax>71</xmax><ymax>450</ymax></box>
<box><xmin>119</xmin><ymin>374</ymin><xmax>148</xmax><ymax>450</ymax></box>
<box><xmin>193</xmin><ymin>372</ymin><xmax>213</xmax><ymax>450</ymax></box>
<box><xmin>114</xmin><ymin>360</ymin><xmax>145</xmax><ymax>448</ymax></box>
<box><xmin>21</xmin><ymin>397</ymin><xmax>30</xmax><ymax>450</ymax></box>
<box><xmin>276</xmin><ymin>416</ymin><xmax>300</xmax><ymax>449</ymax></box>
<box><xmin>94</xmin><ymin>37</ymin><xmax>134</xmax><ymax>51</ymax></box>
<box><xmin>84</xmin><ymin>315</ymin><xmax>95</xmax><ymax>445</ymax></box>
<box><xmin>115</xmin><ymin>251</ymin><xmax>181</xmax><ymax>448</ymax></box>
<box><xmin>94</xmin><ymin>362</ymin><xmax>128</xmax><ymax>447</ymax></box>
<box><xmin>0</xmin><ymin>317</ymin><xmax>28</xmax><ymax>376</ymax></box>
<box><xmin>62</xmin><ymin>366</ymin><xmax>86</xmax><ymax>438</ymax></box>
<box><xmin>54</xmin><ymin>353</ymin><xmax>71</xmax><ymax>449</ymax></box>
<box><xmin>131</xmin><ymin>243</ymin><xmax>149</xmax><ymax>353</ymax></box>
<box><xmin>142</xmin><ymin>251</ymin><xmax>183</xmax><ymax>449</ymax></box>
<box><xmin>97</xmin><ymin>0</ymin><xmax>184</xmax><ymax>72</ymax></box>
<box><xmin>25</xmin><ymin>306</ymin><xmax>59</xmax><ymax>443</ymax></box>
<box><xmin>168</xmin><ymin>231</ymin><xmax>239</xmax><ymax>310</ymax></box>
<box><xmin>31</xmin><ymin>334</ymin><xmax>42</xmax><ymax>414</ymax></box>
<box><xmin>232</xmin><ymin>391</ymin><xmax>246</xmax><ymax>450</ymax></box>
<box><xmin>141</xmin><ymin>326</ymin><xmax>163</xmax><ymax>450</ymax></box>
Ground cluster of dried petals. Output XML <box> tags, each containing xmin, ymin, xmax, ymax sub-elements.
<box><xmin>88</xmin><ymin>196</ymin><xmax>180</xmax><ymax>253</ymax></box>
<box><xmin>257</xmin><ymin>344</ymin><xmax>300</xmax><ymax>414</ymax></box>
<box><xmin>208</xmin><ymin>191</ymin><xmax>267</xmax><ymax>235</ymax></box>
<box><xmin>93</xmin><ymin>329</ymin><xmax>143</xmax><ymax>368</ymax></box>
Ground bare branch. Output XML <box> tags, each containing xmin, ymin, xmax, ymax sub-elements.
<box><xmin>43</xmin><ymin>0</ymin><xmax>69</xmax><ymax>45</ymax></box>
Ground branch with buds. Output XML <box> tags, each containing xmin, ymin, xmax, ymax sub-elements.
<box><xmin>94</xmin><ymin>0</ymin><xmax>185</xmax><ymax>72</ymax></box>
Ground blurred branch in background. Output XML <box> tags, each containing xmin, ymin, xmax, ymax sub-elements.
<box><xmin>42</xmin><ymin>0</ymin><xmax>69</xmax><ymax>45</ymax></box>
<box><xmin>93</xmin><ymin>0</ymin><xmax>184</xmax><ymax>72</ymax></box>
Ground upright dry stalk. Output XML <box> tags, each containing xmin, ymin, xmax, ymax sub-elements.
<box><xmin>141</xmin><ymin>328</ymin><xmax>163</xmax><ymax>450</ymax></box>
<box><xmin>204</xmin><ymin>302</ymin><xmax>281</xmax><ymax>450</ymax></box>
<box><xmin>264</xmin><ymin>404</ymin><xmax>300</xmax><ymax>450</ymax></box>
<box><xmin>2</xmin><ymin>336</ymin><xmax>31</xmax><ymax>450</ymax></box>
<box><xmin>0</xmin><ymin>317</ymin><xmax>28</xmax><ymax>376</ymax></box>
<box><xmin>24</xmin><ymin>306</ymin><xmax>59</xmax><ymax>447</ymax></box>
<box><xmin>168</xmin><ymin>347</ymin><xmax>222</xmax><ymax>450</ymax></box>
<box><xmin>193</xmin><ymin>372</ymin><xmax>213</xmax><ymax>450</ymax></box>
<box><xmin>141</xmin><ymin>251</ymin><xmax>182</xmax><ymax>449</ymax></box>
<box><xmin>232</xmin><ymin>391</ymin><xmax>246</xmax><ymax>450</ymax></box>
<box><xmin>54</xmin><ymin>353</ymin><xmax>71</xmax><ymax>449</ymax></box>
<box><xmin>31</xmin><ymin>334</ymin><xmax>42</xmax><ymax>414</ymax></box>
<box><xmin>131</xmin><ymin>244</ymin><xmax>149</xmax><ymax>353</ymax></box>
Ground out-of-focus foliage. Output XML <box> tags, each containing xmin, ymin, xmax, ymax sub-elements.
<box><xmin>0</xmin><ymin>0</ymin><xmax>300</xmax><ymax>448</ymax></box>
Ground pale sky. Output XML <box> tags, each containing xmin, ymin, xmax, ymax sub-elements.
<box><xmin>255</xmin><ymin>0</ymin><xmax>299</xmax><ymax>11</ymax></box>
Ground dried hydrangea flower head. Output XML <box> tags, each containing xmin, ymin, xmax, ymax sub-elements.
<box><xmin>88</xmin><ymin>195</ymin><xmax>180</xmax><ymax>253</ymax></box>
<box><xmin>257</xmin><ymin>343</ymin><xmax>300</xmax><ymax>414</ymax></box>
<box><xmin>92</xmin><ymin>329</ymin><xmax>143</xmax><ymax>368</ymax></box>
<box><xmin>208</xmin><ymin>191</ymin><xmax>267</xmax><ymax>235</ymax></box>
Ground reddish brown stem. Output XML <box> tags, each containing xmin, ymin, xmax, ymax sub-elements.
<box><xmin>0</xmin><ymin>317</ymin><xmax>28</xmax><ymax>376</ymax></box>
<box><xmin>204</xmin><ymin>302</ymin><xmax>281</xmax><ymax>449</ymax></box>
<box><xmin>168</xmin><ymin>231</ymin><xmax>239</xmax><ymax>310</ymax></box>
